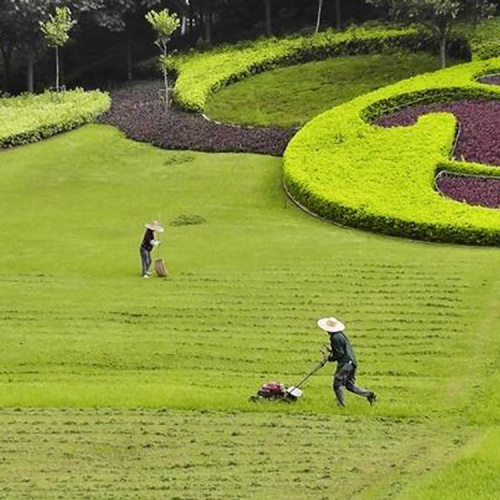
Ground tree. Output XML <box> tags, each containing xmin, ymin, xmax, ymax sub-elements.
<box><xmin>366</xmin><ymin>0</ymin><xmax>495</xmax><ymax>68</ymax></box>
<box><xmin>315</xmin><ymin>0</ymin><xmax>324</xmax><ymax>33</ymax></box>
<box><xmin>335</xmin><ymin>0</ymin><xmax>342</xmax><ymax>30</ymax></box>
<box><xmin>0</xmin><ymin>0</ymin><xmax>103</xmax><ymax>92</ymax></box>
<box><xmin>40</xmin><ymin>6</ymin><xmax>77</xmax><ymax>90</ymax></box>
<box><xmin>264</xmin><ymin>0</ymin><xmax>272</xmax><ymax>35</ymax></box>
<box><xmin>146</xmin><ymin>8</ymin><xmax>180</xmax><ymax>110</ymax></box>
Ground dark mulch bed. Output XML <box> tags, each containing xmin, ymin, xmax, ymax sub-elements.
<box><xmin>477</xmin><ymin>75</ymin><xmax>500</xmax><ymax>86</ymax></box>
<box><xmin>437</xmin><ymin>172</ymin><xmax>500</xmax><ymax>209</ymax></box>
<box><xmin>376</xmin><ymin>99</ymin><xmax>500</xmax><ymax>209</ymax></box>
<box><xmin>99</xmin><ymin>81</ymin><xmax>296</xmax><ymax>156</ymax></box>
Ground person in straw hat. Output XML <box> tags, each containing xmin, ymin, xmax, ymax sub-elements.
<box><xmin>317</xmin><ymin>317</ymin><xmax>376</xmax><ymax>407</ymax></box>
<box><xmin>140</xmin><ymin>220</ymin><xmax>164</xmax><ymax>278</ymax></box>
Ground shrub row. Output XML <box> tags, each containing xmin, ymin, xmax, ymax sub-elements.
<box><xmin>167</xmin><ymin>18</ymin><xmax>500</xmax><ymax>115</ymax></box>
<box><xmin>168</xmin><ymin>26</ymin><xmax>445</xmax><ymax>113</ymax></box>
<box><xmin>283</xmin><ymin>57</ymin><xmax>500</xmax><ymax>246</ymax></box>
<box><xmin>0</xmin><ymin>89</ymin><xmax>111</xmax><ymax>148</ymax></box>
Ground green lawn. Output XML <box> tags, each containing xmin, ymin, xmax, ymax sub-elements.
<box><xmin>205</xmin><ymin>53</ymin><xmax>458</xmax><ymax>128</ymax></box>
<box><xmin>1</xmin><ymin>125</ymin><xmax>500</xmax><ymax>498</ymax></box>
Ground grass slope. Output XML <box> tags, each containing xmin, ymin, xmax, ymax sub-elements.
<box><xmin>2</xmin><ymin>125</ymin><xmax>500</xmax><ymax>498</ymax></box>
<box><xmin>0</xmin><ymin>409</ymin><xmax>466</xmax><ymax>500</ymax></box>
<box><xmin>1</xmin><ymin>124</ymin><xmax>500</xmax><ymax>415</ymax></box>
<box><xmin>205</xmin><ymin>53</ymin><xmax>455</xmax><ymax>128</ymax></box>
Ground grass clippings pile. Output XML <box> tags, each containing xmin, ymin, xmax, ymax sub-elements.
<box><xmin>100</xmin><ymin>81</ymin><xmax>295</xmax><ymax>156</ymax></box>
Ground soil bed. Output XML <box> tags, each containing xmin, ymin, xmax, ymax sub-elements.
<box><xmin>99</xmin><ymin>81</ymin><xmax>296</xmax><ymax>156</ymax></box>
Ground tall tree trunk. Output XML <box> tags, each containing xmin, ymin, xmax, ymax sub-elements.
<box><xmin>264</xmin><ymin>0</ymin><xmax>272</xmax><ymax>36</ymax></box>
<box><xmin>315</xmin><ymin>0</ymin><xmax>324</xmax><ymax>34</ymax></box>
<box><xmin>27</xmin><ymin>53</ymin><xmax>35</xmax><ymax>93</ymax></box>
<box><xmin>188</xmin><ymin>4</ymin><xmax>194</xmax><ymax>43</ymax></box>
<box><xmin>126</xmin><ymin>32</ymin><xmax>133</xmax><ymax>81</ymax></box>
<box><xmin>204</xmin><ymin>11</ymin><xmax>212</xmax><ymax>45</ymax></box>
<box><xmin>1</xmin><ymin>48</ymin><xmax>12</xmax><ymax>93</ymax></box>
<box><xmin>163</xmin><ymin>66</ymin><xmax>169</xmax><ymax>111</ymax></box>
<box><xmin>55</xmin><ymin>46</ymin><xmax>60</xmax><ymax>91</ymax></box>
<box><xmin>440</xmin><ymin>33</ymin><xmax>447</xmax><ymax>69</ymax></box>
<box><xmin>335</xmin><ymin>0</ymin><xmax>342</xmax><ymax>31</ymax></box>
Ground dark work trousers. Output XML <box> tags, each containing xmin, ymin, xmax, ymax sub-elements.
<box><xmin>333</xmin><ymin>362</ymin><xmax>373</xmax><ymax>407</ymax></box>
<box><xmin>140</xmin><ymin>247</ymin><xmax>152</xmax><ymax>276</ymax></box>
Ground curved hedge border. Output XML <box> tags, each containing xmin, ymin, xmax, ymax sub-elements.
<box><xmin>168</xmin><ymin>26</ymin><xmax>456</xmax><ymax>113</ymax></box>
<box><xmin>283</xmin><ymin>58</ymin><xmax>500</xmax><ymax>246</ymax></box>
<box><xmin>0</xmin><ymin>89</ymin><xmax>111</xmax><ymax>148</ymax></box>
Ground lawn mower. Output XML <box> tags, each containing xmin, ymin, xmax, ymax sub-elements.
<box><xmin>249</xmin><ymin>348</ymin><xmax>330</xmax><ymax>403</ymax></box>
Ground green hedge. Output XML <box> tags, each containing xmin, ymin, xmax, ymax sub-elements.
<box><xmin>283</xmin><ymin>58</ymin><xmax>500</xmax><ymax>246</ymax></box>
<box><xmin>167</xmin><ymin>17</ymin><xmax>500</xmax><ymax>114</ymax></box>
<box><xmin>0</xmin><ymin>89</ymin><xmax>110</xmax><ymax>148</ymax></box>
<box><xmin>169</xmin><ymin>26</ymin><xmax>448</xmax><ymax>113</ymax></box>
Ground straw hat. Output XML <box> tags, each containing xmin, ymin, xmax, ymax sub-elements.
<box><xmin>145</xmin><ymin>220</ymin><xmax>164</xmax><ymax>233</ymax></box>
<box><xmin>317</xmin><ymin>317</ymin><xmax>345</xmax><ymax>333</ymax></box>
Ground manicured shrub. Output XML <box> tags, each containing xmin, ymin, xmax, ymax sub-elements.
<box><xmin>0</xmin><ymin>89</ymin><xmax>110</xmax><ymax>148</ymax></box>
<box><xmin>168</xmin><ymin>26</ymin><xmax>442</xmax><ymax>113</ymax></box>
<box><xmin>283</xmin><ymin>57</ymin><xmax>500</xmax><ymax>245</ymax></box>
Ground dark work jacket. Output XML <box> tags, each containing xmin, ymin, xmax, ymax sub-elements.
<box><xmin>140</xmin><ymin>229</ymin><xmax>155</xmax><ymax>252</ymax></box>
<box><xmin>329</xmin><ymin>331</ymin><xmax>357</xmax><ymax>366</ymax></box>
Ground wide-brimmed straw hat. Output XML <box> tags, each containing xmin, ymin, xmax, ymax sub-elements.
<box><xmin>145</xmin><ymin>220</ymin><xmax>164</xmax><ymax>233</ymax></box>
<box><xmin>317</xmin><ymin>317</ymin><xmax>345</xmax><ymax>333</ymax></box>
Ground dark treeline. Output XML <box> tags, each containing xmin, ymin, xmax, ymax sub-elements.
<box><xmin>0</xmin><ymin>0</ymin><xmax>376</xmax><ymax>93</ymax></box>
<box><xmin>2</xmin><ymin>0</ymin><xmax>499</xmax><ymax>93</ymax></box>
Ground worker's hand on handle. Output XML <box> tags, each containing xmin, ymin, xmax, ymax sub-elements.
<box><xmin>320</xmin><ymin>345</ymin><xmax>332</xmax><ymax>365</ymax></box>
<box><xmin>151</xmin><ymin>239</ymin><xmax>161</xmax><ymax>247</ymax></box>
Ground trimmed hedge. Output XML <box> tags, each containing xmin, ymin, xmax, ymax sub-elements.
<box><xmin>0</xmin><ymin>89</ymin><xmax>111</xmax><ymax>148</ymax></box>
<box><xmin>283</xmin><ymin>58</ymin><xmax>500</xmax><ymax>246</ymax></box>
<box><xmin>166</xmin><ymin>18</ymin><xmax>500</xmax><ymax>114</ymax></box>
<box><xmin>168</xmin><ymin>26</ymin><xmax>446</xmax><ymax>113</ymax></box>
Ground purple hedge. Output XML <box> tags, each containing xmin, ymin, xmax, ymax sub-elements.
<box><xmin>376</xmin><ymin>99</ymin><xmax>500</xmax><ymax>209</ymax></box>
<box><xmin>437</xmin><ymin>172</ymin><xmax>500</xmax><ymax>209</ymax></box>
<box><xmin>99</xmin><ymin>81</ymin><xmax>295</xmax><ymax>156</ymax></box>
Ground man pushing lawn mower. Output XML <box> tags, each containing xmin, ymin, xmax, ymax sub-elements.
<box><xmin>250</xmin><ymin>317</ymin><xmax>376</xmax><ymax>407</ymax></box>
<box><xmin>318</xmin><ymin>317</ymin><xmax>376</xmax><ymax>407</ymax></box>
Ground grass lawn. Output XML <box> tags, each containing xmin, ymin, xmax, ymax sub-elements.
<box><xmin>205</xmin><ymin>53</ymin><xmax>458</xmax><ymax>128</ymax></box>
<box><xmin>1</xmin><ymin>125</ymin><xmax>500</xmax><ymax>498</ymax></box>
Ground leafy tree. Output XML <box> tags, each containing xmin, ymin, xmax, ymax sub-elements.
<box><xmin>40</xmin><ymin>6</ymin><xmax>77</xmax><ymax>90</ymax></box>
<box><xmin>366</xmin><ymin>0</ymin><xmax>495</xmax><ymax>68</ymax></box>
<box><xmin>146</xmin><ymin>8</ymin><xmax>180</xmax><ymax>110</ymax></box>
<box><xmin>0</xmin><ymin>1</ymin><xmax>100</xmax><ymax>92</ymax></box>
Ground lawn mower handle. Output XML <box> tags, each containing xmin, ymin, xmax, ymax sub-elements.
<box><xmin>293</xmin><ymin>356</ymin><xmax>329</xmax><ymax>390</ymax></box>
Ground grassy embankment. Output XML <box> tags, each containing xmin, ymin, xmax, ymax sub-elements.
<box><xmin>1</xmin><ymin>125</ymin><xmax>500</xmax><ymax>498</ymax></box>
<box><xmin>205</xmin><ymin>53</ymin><xmax>458</xmax><ymax>128</ymax></box>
